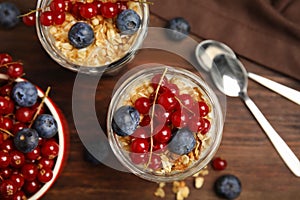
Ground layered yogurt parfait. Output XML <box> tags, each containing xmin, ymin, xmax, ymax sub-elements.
<box><xmin>107</xmin><ymin>65</ymin><xmax>224</xmax><ymax>182</ymax></box>
<box><xmin>36</xmin><ymin>0</ymin><xmax>149</xmax><ymax>74</ymax></box>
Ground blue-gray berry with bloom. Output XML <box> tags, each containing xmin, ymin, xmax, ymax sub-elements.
<box><xmin>116</xmin><ymin>9</ymin><xmax>141</xmax><ymax>35</ymax></box>
<box><xmin>168</xmin><ymin>128</ymin><xmax>196</xmax><ymax>155</ymax></box>
<box><xmin>33</xmin><ymin>114</ymin><xmax>58</xmax><ymax>139</ymax></box>
<box><xmin>112</xmin><ymin>106</ymin><xmax>140</xmax><ymax>136</ymax></box>
<box><xmin>0</xmin><ymin>2</ymin><xmax>20</xmax><ymax>29</ymax></box>
<box><xmin>11</xmin><ymin>81</ymin><xmax>38</xmax><ymax>107</ymax></box>
<box><xmin>68</xmin><ymin>22</ymin><xmax>95</xmax><ymax>49</ymax></box>
<box><xmin>14</xmin><ymin>128</ymin><xmax>39</xmax><ymax>153</ymax></box>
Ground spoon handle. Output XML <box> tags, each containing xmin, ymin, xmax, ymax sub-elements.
<box><xmin>240</xmin><ymin>93</ymin><xmax>300</xmax><ymax>177</ymax></box>
<box><xmin>248</xmin><ymin>72</ymin><xmax>300</xmax><ymax>105</ymax></box>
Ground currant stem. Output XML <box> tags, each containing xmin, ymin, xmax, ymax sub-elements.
<box><xmin>0</xmin><ymin>128</ymin><xmax>14</xmax><ymax>137</ymax></box>
<box><xmin>0</xmin><ymin>61</ymin><xmax>23</xmax><ymax>68</ymax></box>
<box><xmin>174</xmin><ymin>96</ymin><xmax>195</xmax><ymax>115</ymax></box>
<box><xmin>29</xmin><ymin>86</ymin><xmax>51</xmax><ymax>128</ymax></box>
<box><xmin>18</xmin><ymin>8</ymin><xmax>43</xmax><ymax>18</ymax></box>
<box><xmin>145</xmin><ymin>67</ymin><xmax>168</xmax><ymax>169</ymax></box>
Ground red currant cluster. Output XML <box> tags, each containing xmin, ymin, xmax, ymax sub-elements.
<box><xmin>128</xmin><ymin>74</ymin><xmax>211</xmax><ymax>170</ymax></box>
<box><xmin>22</xmin><ymin>0</ymin><xmax>130</xmax><ymax>27</ymax></box>
<box><xmin>0</xmin><ymin>53</ymin><xmax>59</xmax><ymax>199</ymax></box>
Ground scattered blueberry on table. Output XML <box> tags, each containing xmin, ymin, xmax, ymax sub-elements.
<box><xmin>0</xmin><ymin>2</ymin><xmax>20</xmax><ymax>29</ymax></box>
<box><xmin>166</xmin><ymin>17</ymin><xmax>191</xmax><ymax>41</ymax></box>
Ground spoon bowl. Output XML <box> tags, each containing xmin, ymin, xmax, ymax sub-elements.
<box><xmin>210</xmin><ymin>54</ymin><xmax>300</xmax><ymax>177</ymax></box>
<box><xmin>211</xmin><ymin>54</ymin><xmax>248</xmax><ymax>97</ymax></box>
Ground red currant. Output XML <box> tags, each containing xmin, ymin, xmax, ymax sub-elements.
<box><xmin>148</xmin><ymin>154</ymin><xmax>161</xmax><ymax>170</ymax></box>
<box><xmin>0</xmin><ymin>151</ymin><xmax>11</xmax><ymax>168</ymax></box>
<box><xmin>12</xmin><ymin>190</ymin><xmax>26</xmax><ymax>200</ymax></box>
<box><xmin>10</xmin><ymin>150</ymin><xmax>25</xmax><ymax>168</ymax></box>
<box><xmin>0</xmin><ymin>53</ymin><xmax>12</xmax><ymax>65</ymax></box>
<box><xmin>23</xmin><ymin>13</ymin><xmax>36</xmax><ymax>26</ymax></box>
<box><xmin>178</xmin><ymin>94</ymin><xmax>195</xmax><ymax>110</ymax></box>
<box><xmin>153</xmin><ymin>125</ymin><xmax>171</xmax><ymax>143</ymax></box>
<box><xmin>80</xmin><ymin>2</ymin><xmax>97</xmax><ymax>19</ymax></box>
<box><xmin>139</xmin><ymin>115</ymin><xmax>151</xmax><ymax>127</ymax></box>
<box><xmin>71</xmin><ymin>2</ymin><xmax>84</xmax><ymax>19</ymax></box>
<box><xmin>116</xmin><ymin>1</ymin><xmax>128</xmax><ymax>13</ymax></box>
<box><xmin>25</xmin><ymin>147</ymin><xmax>40</xmax><ymax>161</ymax></box>
<box><xmin>0</xmin><ymin>116</ymin><xmax>13</xmax><ymax>131</ymax></box>
<box><xmin>131</xmin><ymin>127</ymin><xmax>149</xmax><ymax>139</ymax></box>
<box><xmin>153</xmin><ymin>104</ymin><xmax>172</xmax><ymax>125</ymax></box>
<box><xmin>199</xmin><ymin>118</ymin><xmax>211</xmax><ymax>135</ymax></box>
<box><xmin>5</xmin><ymin>99</ymin><xmax>14</xmax><ymax>114</ymax></box>
<box><xmin>38</xmin><ymin>157</ymin><xmax>54</xmax><ymax>170</ymax></box>
<box><xmin>0</xmin><ymin>96</ymin><xmax>10</xmax><ymax>115</ymax></box>
<box><xmin>50</xmin><ymin>0</ymin><xmax>66</xmax><ymax>12</ymax></box>
<box><xmin>198</xmin><ymin>101</ymin><xmax>210</xmax><ymax>117</ymax></box>
<box><xmin>151</xmin><ymin>74</ymin><xmax>168</xmax><ymax>90</ymax></box>
<box><xmin>134</xmin><ymin>97</ymin><xmax>151</xmax><ymax>114</ymax></box>
<box><xmin>93</xmin><ymin>0</ymin><xmax>103</xmax><ymax>14</ymax></box>
<box><xmin>15</xmin><ymin>107</ymin><xmax>34</xmax><ymax>123</ymax></box>
<box><xmin>131</xmin><ymin>138</ymin><xmax>149</xmax><ymax>153</ymax></box>
<box><xmin>21</xmin><ymin>163</ymin><xmax>38</xmax><ymax>181</ymax></box>
<box><xmin>0</xmin><ymin>84</ymin><xmax>13</xmax><ymax>96</ymax></box>
<box><xmin>64</xmin><ymin>0</ymin><xmax>73</xmax><ymax>12</ymax></box>
<box><xmin>0</xmin><ymin>167</ymin><xmax>12</xmax><ymax>179</ymax></box>
<box><xmin>10</xmin><ymin>173</ymin><xmax>25</xmax><ymax>189</ymax></box>
<box><xmin>53</xmin><ymin>11</ymin><xmax>66</xmax><ymax>25</ymax></box>
<box><xmin>171</xmin><ymin>110</ymin><xmax>189</xmax><ymax>128</ymax></box>
<box><xmin>7</xmin><ymin>63</ymin><xmax>23</xmax><ymax>78</ymax></box>
<box><xmin>212</xmin><ymin>157</ymin><xmax>227</xmax><ymax>170</ymax></box>
<box><xmin>129</xmin><ymin>152</ymin><xmax>148</xmax><ymax>165</ymax></box>
<box><xmin>12</xmin><ymin>122</ymin><xmax>27</xmax><ymax>135</ymax></box>
<box><xmin>41</xmin><ymin>140</ymin><xmax>59</xmax><ymax>159</ymax></box>
<box><xmin>153</xmin><ymin>141</ymin><xmax>167</xmax><ymax>152</ymax></box>
<box><xmin>23</xmin><ymin>179</ymin><xmax>41</xmax><ymax>194</ymax></box>
<box><xmin>100</xmin><ymin>2</ymin><xmax>118</xmax><ymax>18</ymax></box>
<box><xmin>157</xmin><ymin>92</ymin><xmax>179</xmax><ymax>111</ymax></box>
<box><xmin>37</xmin><ymin>168</ymin><xmax>53</xmax><ymax>183</ymax></box>
<box><xmin>0</xmin><ymin>179</ymin><xmax>17</xmax><ymax>197</ymax></box>
<box><xmin>0</xmin><ymin>140</ymin><xmax>14</xmax><ymax>152</ymax></box>
<box><xmin>0</xmin><ymin>134</ymin><xmax>3</xmax><ymax>145</ymax></box>
<box><xmin>40</xmin><ymin>11</ymin><xmax>54</xmax><ymax>26</ymax></box>
<box><xmin>165</xmin><ymin>83</ymin><xmax>179</xmax><ymax>96</ymax></box>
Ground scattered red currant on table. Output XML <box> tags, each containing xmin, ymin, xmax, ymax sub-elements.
<box><xmin>212</xmin><ymin>157</ymin><xmax>227</xmax><ymax>171</ymax></box>
<box><xmin>0</xmin><ymin>53</ymin><xmax>60</xmax><ymax>199</ymax></box>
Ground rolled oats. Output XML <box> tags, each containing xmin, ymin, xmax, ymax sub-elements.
<box><xmin>46</xmin><ymin>0</ymin><xmax>142</xmax><ymax>67</ymax></box>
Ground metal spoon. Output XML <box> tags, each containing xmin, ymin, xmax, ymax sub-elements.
<box><xmin>195</xmin><ymin>40</ymin><xmax>300</xmax><ymax>105</ymax></box>
<box><xmin>211</xmin><ymin>54</ymin><xmax>300</xmax><ymax>177</ymax></box>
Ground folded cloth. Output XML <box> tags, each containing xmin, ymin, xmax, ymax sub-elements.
<box><xmin>151</xmin><ymin>0</ymin><xmax>300</xmax><ymax>80</ymax></box>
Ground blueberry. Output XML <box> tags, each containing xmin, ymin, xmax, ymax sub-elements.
<box><xmin>112</xmin><ymin>106</ymin><xmax>140</xmax><ymax>136</ymax></box>
<box><xmin>166</xmin><ymin>17</ymin><xmax>190</xmax><ymax>41</ymax></box>
<box><xmin>33</xmin><ymin>114</ymin><xmax>58</xmax><ymax>139</ymax></box>
<box><xmin>0</xmin><ymin>2</ymin><xmax>20</xmax><ymax>29</ymax></box>
<box><xmin>11</xmin><ymin>81</ymin><xmax>38</xmax><ymax>107</ymax></box>
<box><xmin>116</xmin><ymin>9</ymin><xmax>141</xmax><ymax>35</ymax></box>
<box><xmin>168</xmin><ymin>128</ymin><xmax>196</xmax><ymax>155</ymax></box>
<box><xmin>14</xmin><ymin>128</ymin><xmax>39</xmax><ymax>153</ymax></box>
<box><xmin>214</xmin><ymin>174</ymin><xmax>242</xmax><ymax>200</ymax></box>
<box><xmin>68</xmin><ymin>22</ymin><xmax>95</xmax><ymax>49</ymax></box>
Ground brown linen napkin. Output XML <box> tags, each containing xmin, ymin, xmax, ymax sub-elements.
<box><xmin>151</xmin><ymin>0</ymin><xmax>300</xmax><ymax>80</ymax></box>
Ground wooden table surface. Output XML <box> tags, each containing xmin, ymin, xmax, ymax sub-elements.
<box><xmin>1</xmin><ymin>1</ymin><xmax>300</xmax><ymax>200</ymax></box>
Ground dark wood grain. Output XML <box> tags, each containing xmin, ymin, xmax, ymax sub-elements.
<box><xmin>1</xmin><ymin>1</ymin><xmax>300</xmax><ymax>200</ymax></box>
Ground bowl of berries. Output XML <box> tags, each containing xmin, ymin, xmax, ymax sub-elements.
<box><xmin>0</xmin><ymin>53</ymin><xmax>69</xmax><ymax>199</ymax></box>
<box><xmin>107</xmin><ymin>65</ymin><xmax>224</xmax><ymax>182</ymax></box>
<box><xmin>35</xmin><ymin>0</ymin><xmax>149</xmax><ymax>75</ymax></box>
